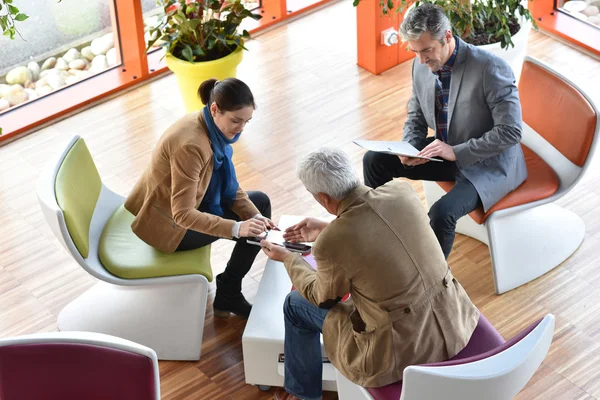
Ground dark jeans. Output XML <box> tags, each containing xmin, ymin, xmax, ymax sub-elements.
<box><xmin>362</xmin><ymin>146</ymin><xmax>480</xmax><ymax>259</ymax></box>
<box><xmin>175</xmin><ymin>191</ymin><xmax>271</xmax><ymax>285</ymax></box>
<box><xmin>283</xmin><ymin>290</ymin><xmax>329</xmax><ymax>400</ymax></box>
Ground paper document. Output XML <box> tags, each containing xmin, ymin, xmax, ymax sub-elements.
<box><xmin>353</xmin><ymin>140</ymin><xmax>443</xmax><ymax>162</ymax></box>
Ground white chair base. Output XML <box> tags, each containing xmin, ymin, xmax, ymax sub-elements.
<box><xmin>487</xmin><ymin>203</ymin><xmax>584</xmax><ymax>294</ymax></box>
<box><xmin>58</xmin><ymin>278</ymin><xmax>209</xmax><ymax>361</ymax></box>
<box><xmin>423</xmin><ymin>181</ymin><xmax>585</xmax><ymax>294</ymax></box>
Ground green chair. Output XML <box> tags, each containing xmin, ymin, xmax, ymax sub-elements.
<box><xmin>37</xmin><ymin>135</ymin><xmax>213</xmax><ymax>360</ymax></box>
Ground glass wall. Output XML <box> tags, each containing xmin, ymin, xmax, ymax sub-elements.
<box><xmin>0</xmin><ymin>0</ymin><xmax>121</xmax><ymax>115</ymax></box>
<box><xmin>557</xmin><ymin>0</ymin><xmax>600</xmax><ymax>29</ymax></box>
<box><xmin>0</xmin><ymin>0</ymin><xmax>333</xmax><ymax>142</ymax></box>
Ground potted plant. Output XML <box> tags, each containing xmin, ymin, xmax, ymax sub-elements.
<box><xmin>355</xmin><ymin>0</ymin><xmax>538</xmax><ymax>78</ymax></box>
<box><xmin>146</xmin><ymin>0</ymin><xmax>262</xmax><ymax>113</ymax></box>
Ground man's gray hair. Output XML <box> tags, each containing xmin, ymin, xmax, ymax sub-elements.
<box><xmin>297</xmin><ymin>147</ymin><xmax>360</xmax><ymax>200</ymax></box>
<box><xmin>399</xmin><ymin>3</ymin><xmax>451</xmax><ymax>43</ymax></box>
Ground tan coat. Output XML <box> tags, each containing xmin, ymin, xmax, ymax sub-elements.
<box><xmin>283</xmin><ymin>180</ymin><xmax>479</xmax><ymax>388</ymax></box>
<box><xmin>124</xmin><ymin>112</ymin><xmax>259</xmax><ymax>253</ymax></box>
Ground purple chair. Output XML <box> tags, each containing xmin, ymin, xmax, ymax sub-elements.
<box><xmin>0</xmin><ymin>331</ymin><xmax>160</xmax><ymax>400</ymax></box>
<box><xmin>336</xmin><ymin>313</ymin><xmax>555</xmax><ymax>400</ymax></box>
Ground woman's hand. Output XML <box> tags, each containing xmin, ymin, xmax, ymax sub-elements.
<box><xmin>283</xmin><ymin>217</ymin><xmax>329</xmax><ymax>243</ymax></box>
<box><xmin>253</xmin><ymin>215</ymin><xmax>279</xmax><ymax>231</ymax></box>
<box><xmin>239</xmin><ymin>219</ymin><xmax>267</xmax><ymax>237</ymax></box>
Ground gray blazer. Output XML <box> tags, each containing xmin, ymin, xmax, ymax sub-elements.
<box><xmin>402</xmin><ymin>38</ymin><xmax>527</xmax><ymax>212</ymax></box>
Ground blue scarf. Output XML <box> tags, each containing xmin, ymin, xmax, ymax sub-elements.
<box><xmin>202</xmin><ymin>106</ymin><xmax>241</xmax><ymax>216</ymax></box>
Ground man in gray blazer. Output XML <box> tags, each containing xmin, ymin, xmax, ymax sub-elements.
<box><xmin>363</xmin><ymin>3</ymin><xmax>527</xmax><ymax>259</ymax></box>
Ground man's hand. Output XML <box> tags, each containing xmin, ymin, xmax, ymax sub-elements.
<box><xmin>399</xmin><ymin>155</ymin><xmax>429</xmax><ymax>166</ymax></box>
<box><xmin>283</xmin><ymin>217</ymin><xmax>329</xmax><ymax>243</ymax></box>
<box><xmin>417</xmin><ymin>139</ymin><xmax>456</xmax><ymax>161</ymax></box>
<box><xmin>253</xmin><ymin>215</ymin><xmax>279</xmax><ymax>231</ymax></box>
<box><xmin>261</xmin><ymin>240</ymin><xmax>292</xmax><ymax>262</ymax></box>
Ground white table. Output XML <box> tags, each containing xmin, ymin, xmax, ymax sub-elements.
<box><xmin>242</xmin><ymin>215</ymin><xmax>338</xmax><ymax>392</ymax></box>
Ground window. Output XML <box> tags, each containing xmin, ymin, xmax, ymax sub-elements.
<box><xmin>0</xmin><ymin>0</ymin><xmax>121</xmax><ymax>115</ymax></box>
<box><xmin>557</xmin><ymin>0</ymin><xmax>600</xmax><ymax>30</ymax></box>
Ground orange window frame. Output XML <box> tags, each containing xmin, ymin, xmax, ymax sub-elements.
<box><xmin>0</xmin><ymin>0</ymin><xmax>333</xmax><ymax>144</ymax></box>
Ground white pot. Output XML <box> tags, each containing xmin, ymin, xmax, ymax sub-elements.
<box><xmin>478</xmin><ymin>17</ymin><xmax>531</xmax><ymax>82</ymax></box>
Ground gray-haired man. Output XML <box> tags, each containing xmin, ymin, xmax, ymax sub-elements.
<box><xmin>262</xmin><ymin>147</ymin><xmax>478</xmax><ymax>400</ymax></box>
<box><xmin>363</xmin><ymin>3</ymin><xmax>527</xmax><ymax>259</ymax></box>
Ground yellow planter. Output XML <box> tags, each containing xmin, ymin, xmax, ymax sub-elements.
<box><xmin>166</xmin><ymin>46</ymin><xmax>244</xmax><ymax>114</ymax></box>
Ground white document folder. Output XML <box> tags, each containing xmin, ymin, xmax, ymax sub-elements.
<box><xmin>353</xmin><ymin>140</ymin><xmax>443</xmax><ymax>162</ymax></box>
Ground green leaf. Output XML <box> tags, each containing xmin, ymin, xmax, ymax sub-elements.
<box><xmin>181</xmin><ymin>45</ymin><xmax>194</xmax><ymax>62</ymax></box>
<box><xmin>14</xmin><ymin>13</ymin><xmax>28</xmax><ymax>22</ymax></box>
<box><xmin>193</xmin><ymin>45</ymin><xmax>205</xmax><ymax>56</ymax></box>
<box><xmin>7</xmin><ymin>4</ymin><xmax>18</xmax><ymax>14</ymax></box>
<box><xmin>353</xmin><ymin>0</ymin><xmax>360</xmax><ymax>6</ymax></box>
<box><xmin>4</xmin><ymin>0</ymin><xmax>12</xmax><ymax>4</ymax></box>
<box><xmin>207</xmin><ymin>37</ymin><xmax>216</xmax><ymax>50</ymax></box>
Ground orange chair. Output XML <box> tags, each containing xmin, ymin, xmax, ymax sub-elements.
<box><xmin>423</xmin><ymin>56</ymin><xmax>599</xmax><ymax>294</ymax></box>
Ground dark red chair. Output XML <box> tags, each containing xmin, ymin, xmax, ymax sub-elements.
<box><xmin>0</xmin><ymin>332</ymin><xmax>160</xmax><ymax>400</ymax></box>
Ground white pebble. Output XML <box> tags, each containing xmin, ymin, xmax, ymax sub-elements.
<box><xmin>4</xmin><ymin>85</ymin><xmax>28</xmax><ymax>106</ymax></box>
<box><xmin>0</xmin><ymin>84</ymin><xmax>10</xmax><ymax>98</ymax></box>
<box><xmin>81</xmin><ymin>46</ymin><xmax>95</xmax><ymax>61</ymax></box>
<box><xmin>47</xmin><ymin>75</ymin><xmax>66</xmax><ymax>90</ymax></box>
<box><xmin>74</xmin><ymin>70</ymin><xmax>92</xmax><ymax>79</ymax></box>
<box><xmin>583</xmin><ymin>5</ymin><xmax>599</xmax><ymax>15</ymax></box>
<box><xmin>63</xmin><ymin>48</ymin><xmax>81</xmax><ymax>63</ymax></box>
<box><xmin>91</xmin><ymin>33</ymin><xmax>114</xmax><ymax>56</ymax></box>
<box><xmin>24</xmin><ymin>88</ymin><xmax>38</xmax><ymax>100</ymax></box>
<box><xmin>0</xmin><ymin>98</ymin><xmax>9</xmax><ymax>112</ymax></box>
<box><xmin>65</xmin><ymin>75</ymin><xmax>82</xmax><ymax>85</ymax></box>
<box><xmin>106</xmin><ymin>48</ymin><xmax>117</xmax><ymax>66</ymax></box>
<box><xmin>69</xmin><ymin>59</ymin><xmax>87</xmax><ymax>70</ymax></box>
<box><xmin>563</xmin><ymin>0</ymin><xmax>588</xmax><ymax>11</ymax></box>
<box><xmin>36</xmin><ymin>85</ymin><xmax>53</xmax><ymax>96</ymax></box>
<box><xmin>90</xmin><ymin>55</ymin><xmax>108</xmax><ymax>73</ymax></box>
<box><xmin>55</xmin><ymin>58</ymin><xmax>69</xmax><ymax>70</ymax></box>
<box><xmin>35</xmin><ymin>77</ymin><xmax>48</xmax><ymax>87</ymax></box>
<box><xmin>27</xmin><ymin>61</ymin><xmax>41</xmax><ymax>81</ymax></box>
<box><xmin>6</xmin><ymin>66</ymin><xmax>33</xmax><ymax>85</ymax></box>
<box><xmin>41</xmin><ymin>57</ymin><xmax>57</xmax><ymax>71</ymax></box>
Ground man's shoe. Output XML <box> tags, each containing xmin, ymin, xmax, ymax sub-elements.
<box><xmin>273</xmin><ymin>387</ymin><xmax>301</xmax><ymax>400</ymax></box>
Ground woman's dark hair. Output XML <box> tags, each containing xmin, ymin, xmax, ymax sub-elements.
<box><xmin>198</xmin><ymin>78</ymin><xmax>255</xmax><ymax>111</ymax></box>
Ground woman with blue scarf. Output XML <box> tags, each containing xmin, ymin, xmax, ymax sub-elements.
<box><xmin>124</xmin><ymin>78</ymin><xmax>276</xmax><ymax>318</ymax></box>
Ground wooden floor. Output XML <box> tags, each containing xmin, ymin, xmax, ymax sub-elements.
<box><xmin>1</xmin><ymin>1</ymin><xmax>600</xmax><ymax>398</ymax></box>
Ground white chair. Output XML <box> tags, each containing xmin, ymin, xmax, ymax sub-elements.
<box><xmin>336</xmin><ymin>314</ymin><xmax>555</xmax><ymax>400</ymax></box>
<box><xmin>423</xmin><ymin>56</ymin><xmax>600</xmax><ymax>294</ymax></box>
<box><xmin>37</xmin><ymin>135</ymin><xmax>213</xmax><ymax>360</ymax></box>
<box><xmin>0</xmin><ymin>331</ymin><xmax>160</xmax><ymax>400</ymax></box>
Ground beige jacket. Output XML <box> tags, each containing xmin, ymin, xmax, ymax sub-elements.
<box><xmin>124</xmin><ymin>112</ymin><xmax>259</xmax><ymax>253</ymax></box>
<box><xmin>283</xmin><ymin>180</ymin><xmax>479</xmax><ymax>387</ymax></box>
